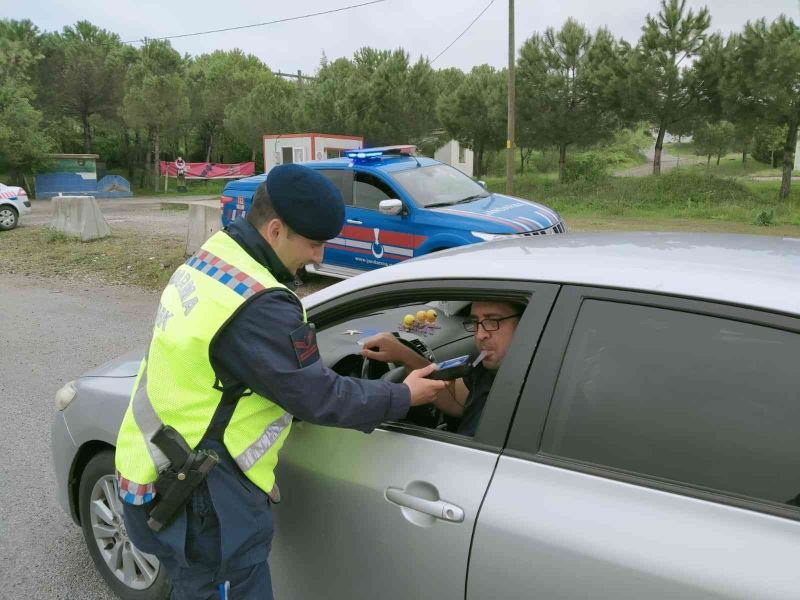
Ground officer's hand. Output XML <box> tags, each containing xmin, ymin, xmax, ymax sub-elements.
<box><xmin>361</xmin><ymin>333</ymin><xmax>408</xmax><ymax>363</ymax></box>
<box><xmin>403</xmin><ymin>364</ymin><xmax>447</xmax><ymax>406</ymax></box>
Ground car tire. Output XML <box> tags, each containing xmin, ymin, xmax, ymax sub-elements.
<box><xmin>78</xmin><ymin>450</ymin><xmax>171</xmax><ymax>600</ymax></box>
<box><xmin>0</xmin><ymin>205</ymin><xmax>18</xmax><ymax>230</ymax></box>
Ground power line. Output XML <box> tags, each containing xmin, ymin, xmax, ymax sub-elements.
<box><xmin>123</xmin><ymin>0</ymin><xmax>393</xmax><ymax>44</ymax></box>
<box><xmin>430</xmin><ymin>0</ymin><xmax>495</xmax><ymax>64</ymax></box>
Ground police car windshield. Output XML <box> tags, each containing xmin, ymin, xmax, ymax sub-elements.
<box><xmin>392</xmin><ymin>164</ymin><xmax>489</xmax><ymax>208</ymax></box>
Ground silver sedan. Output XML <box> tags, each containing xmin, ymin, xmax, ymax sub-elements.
<box><xmin>52</xmin><ymin>232</ymin><xmax>800</xmax><ymax>599</ymax></box>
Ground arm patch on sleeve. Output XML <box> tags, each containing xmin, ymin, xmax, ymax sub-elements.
<box><xmin>290</xmin><ymin>323</ymin><xmax>320</xmax><ymax>367</ymax></box>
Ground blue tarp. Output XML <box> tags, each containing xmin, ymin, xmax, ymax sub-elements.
<box><xmin>35</xmin><ymin>173</ymin><xmax>133</xmax><ymax>199</ymax></box>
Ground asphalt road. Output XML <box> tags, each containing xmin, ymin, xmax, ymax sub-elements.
<box><xmin>0</xmin><ymin>274</ymin><xmax>159</xmax><ymax>599</ymax></box>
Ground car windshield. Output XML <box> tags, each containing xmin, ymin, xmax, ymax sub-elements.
<box><xmin>391</xmin><ymin>164</ymin><xmax>489</xmax><ymax>208</ymax></box>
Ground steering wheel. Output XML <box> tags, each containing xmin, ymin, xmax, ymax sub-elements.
<box><xmin>360</xmin><ymin>334</ymin><xmax>434</xmax><ymax>384</ymax></box>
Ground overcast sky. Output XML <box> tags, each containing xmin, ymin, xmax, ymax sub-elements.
<box><xmin>5</xmin><ymin>0</ymin><xmax>797</xmax><ymax>74</ymax></box>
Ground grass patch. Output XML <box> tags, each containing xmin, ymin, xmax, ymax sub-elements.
<box><xmin>662</xmin><ymin>142</ymin><xmax>696</xmax><ymax>157</ymax></box>
<box><xmin>0</xmin><ymin>226</ymin><xmax>186</xmax><ymax>290</ymax></box>
<box><xmin>105</xmin><ymin>168</ymin><xmax>229</xmax><ymax>198</ymax></box>
<box><xmin>664</xmin><ymin>146</ymin><xmax>798</xmax><ymax>178</ymax></box>
<box><xmin>133</xmin><ymin>178</ymin><xmax>227</xmax><ymax>198</ymax></box>
<box><xmin>486</xmin><ymin>171</ymin><xmax>800</xmax><ymax>228</ymax></box>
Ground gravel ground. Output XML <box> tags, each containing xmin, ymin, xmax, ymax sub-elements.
<box><xmin>0</xmin><ymin>274</ymin><xmax>160</xmax><ymax>599</ymax></box>
<box><xmin>19</xmin><ymin>197</ymin><xmax>334</xmax><ymax>296</ymax></box>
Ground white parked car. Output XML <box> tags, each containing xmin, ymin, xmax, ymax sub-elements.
<box><xmin>0</xmin><ymin>183</ymin><xmax>31</xmax><ymax>230</ymax></box>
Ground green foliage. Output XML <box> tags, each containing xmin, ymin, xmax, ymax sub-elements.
<box><xmin>0</xmin><ymin>83</ymin><xmax>52</xmax><ymax>180</ymax></box>
<box><xmin>0</xmin><ymin>19</ymin><xmax>43</xmax><ymax>95</ymax></box>
<box><xmin>751</xmin><ymin>124</ymin><xmax>788</xmax><ymax>166</ymax></box>
<box><xmin>122</xmin><ymin>40</ymin><xmax>188</xmax><ymax>132</ymax></box>
<box><xmin>187</xmin><ymin>49</ymin><xmax>271</xmax><ymax>162</ymax></box>
<box><xmin>692</xmin><ymin>121</ymin><xmax>735</xmax><ymax>164</ymax></box>
<box><xmin>37</xmin><ymin>21</ymin><xmax>132</xmax><ymax>153</ymax></box>
<box><xmin>755</xmin><ymin>209</ymin><xmax>774</xmax><ymax>226</ymax></box>
<box><xmin>517</xmin><ymin>20</ymin><xmax>625</xmax><ymax>181</ymax></box>
<box><xmin>562</xmin><ymin>152</ymin><xmax>610</xmax><ymax>182</ymax></box>
<box><xmin>299</xmin><ymin>48</ymin><xmax>439</xmax><ymax>149</ymax></box>
<box><xmin>224</xmin><ymin>70</ymin><xmax>298</xmax><ymax>157</ymax></box>
<box><xmin>626</xmin><ymin>0</ymin><xmax>711</xmax><ymax>173</ymax></box>
<box><xmin>485</xmin><ymin>170</ymin><xmax>800</xmax><ymax>227</ymax></box>
<box><xmin>723</xmin><ymin>16</ymin><xmax>800</xmax><ymax>197</ymax></box>
<box><xmin>6</xmin><ymin>13</ymin><xmax>797</xmax><ymax>201</ymax></box>
<box><xmin>437</xmin><ymin>64</ymin><xmax>506</xmax><ymax>177</ymax></box>
<box><xmin>122</xmin><ymin>39</ymin><xmax>190</xmax><ymax>191</ymax></box>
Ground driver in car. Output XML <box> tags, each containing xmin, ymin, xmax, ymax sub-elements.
<box><xmin>360</xmin><ymin>300</ymin><xmax>524</xmax><ymax>436</ymax></box>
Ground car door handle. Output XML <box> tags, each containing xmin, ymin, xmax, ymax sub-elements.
<box><xmin>346</xmin><ymin>219</ymin><xmax>362</xmax><ymax>225</ymax></box>
<box><xmin>385</xmin><ymin>487</ymin><xmax>464</xmax><ymax>522</ymax></box>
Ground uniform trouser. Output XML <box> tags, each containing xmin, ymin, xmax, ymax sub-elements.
<box><xmin>122</xmin><ymin>442</ymin><xmax>274</xmax><ymax>599</ymax></box>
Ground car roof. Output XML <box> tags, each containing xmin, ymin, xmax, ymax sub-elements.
<box><xmin>224</xmin><ymin>156</ymin><xmax>444</xmax><ymax>190</ymax></box>
<box><xmin>303</xmin><ymin>232</ymin><xmax>800</xmax><ymax>317</ymax></box>
<box><xmin>302</xmin><ymin>155</ymin><xmax>439</xmax><ymax>172</ymax></box>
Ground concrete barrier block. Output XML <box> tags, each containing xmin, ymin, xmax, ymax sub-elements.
<box><xmin>185</xmin><ymin>204</ymin><xmax>221</xmax><ymax>255</ymax></box>
<box><xmin>51</xmin><ymin>195</ymin><xmax>111</xmax><ymax>241</ymax></box>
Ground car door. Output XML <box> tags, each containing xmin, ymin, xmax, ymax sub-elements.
<box><xmin>469</xmin><ymin>286</ymin><xmax>800</xmax><ymax>599</ymax></box>
<box><xmin>269</xmin><ymin>280</ymin><xmax>559</xmax><ymax>600</ymax></box>
<box><xmin>329</xmin><ymin>170</ymin><xmax>422</xmax><ymax>271</ymax></box>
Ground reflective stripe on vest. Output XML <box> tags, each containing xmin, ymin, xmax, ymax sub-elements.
<box><xmin>236</xmin><ymin>412</ymin><xmax>293</xmax><ymax>472</ymax></box>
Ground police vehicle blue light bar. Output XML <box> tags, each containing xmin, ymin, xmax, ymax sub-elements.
<box><xmin>344</xmin><ymin>145</ymin><xmax>417</xmax><ymax>159</ymax></box>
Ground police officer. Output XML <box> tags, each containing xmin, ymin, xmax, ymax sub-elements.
<box><xmin>115</xmin><ymin>164</ymin><xmax>445</xmax><ymax>599</ymax></box>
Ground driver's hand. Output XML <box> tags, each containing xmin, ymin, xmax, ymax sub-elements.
<box><xmin>360</xmin><ymin>332</ymin><xmax>407</xmax><ymax>363</ymax></box>
<box><xmin>403</xmin><ymin>364</ymin><xmax>447</xmax><ymax>406</ymax></box>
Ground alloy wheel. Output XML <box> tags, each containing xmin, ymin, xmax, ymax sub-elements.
<box><xmin>88</xmin><ymin>475</ymin><xmax>160</xmax><ymax>590</ymax></box>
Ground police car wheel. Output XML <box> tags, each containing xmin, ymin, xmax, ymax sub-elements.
<box><xmin>0</xmin><ymin>206</ymin><xmax>18</xmax><ymax>230</ymax></box>
<box><xmin>78</xmin><ymin>450</ymin><xmax>171</xmax><ymax>600</ymax></box>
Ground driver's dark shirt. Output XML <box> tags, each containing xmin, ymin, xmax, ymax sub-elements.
<box><xmin>458</xmin><ymin>363</ymin><xmax>496</xmax><ymax>436</ymax></box>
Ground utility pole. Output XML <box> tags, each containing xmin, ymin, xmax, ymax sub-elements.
<box><xmin>505</xmin><ymin>0</ymin><xmax>515</xmax><ymax>194</ymax></box>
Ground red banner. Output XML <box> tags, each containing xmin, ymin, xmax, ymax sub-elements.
<box><xmin>159</xmin><ymin>161</ymin><xmax>255</xmax><ymax>179</ymax></box>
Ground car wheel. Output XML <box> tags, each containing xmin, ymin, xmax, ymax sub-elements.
<box><xmin>0</xmin><ymin>205</ymin><xmax>18</xmax><ymax>230</ymax></box>
<box><xmin>78</xmin><ymin>450</ymin><xmax>170</xmax><ymax>600</ymax></box>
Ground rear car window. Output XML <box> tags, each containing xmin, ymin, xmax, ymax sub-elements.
<box><xmin>541</xmin><ymin>299</ymin><xmax>800</xmax><ymax>507</ymax></box>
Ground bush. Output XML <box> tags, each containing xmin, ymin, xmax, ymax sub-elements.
<box><xmin>755</xmin><ymin>210</ymin><xmax>774</xmax><ymax>226</ymax></box>
<box><xmin>563</xmin><ymin>151</ymin><xmax>610</xmax><ymax>182</ymax></box>
<box><xmin>529</xmin><ymin>150</ymin><xmax>559</xmax><ymax>173</ymax></box>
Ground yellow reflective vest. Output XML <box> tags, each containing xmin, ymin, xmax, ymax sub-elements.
<box><xmin>115</xmin><ymin>231</ymin><xmax>302</xmax><ymax>495</ymax></box>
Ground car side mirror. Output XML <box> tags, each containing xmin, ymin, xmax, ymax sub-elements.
<box><xmin>477</xmin><ymin>180</ymin><xmax>487</xmax><ymax>190</ymax></box>
<box><xmin>379</xmin><ymin>199</ymin><xmax>404</xmax><ymax>216</ymax></box>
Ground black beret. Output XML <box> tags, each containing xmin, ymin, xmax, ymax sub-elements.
<box><xmin>266</xmin><ymin>164</ymin><xmax>345</xmax><ymax>241</ymax></box>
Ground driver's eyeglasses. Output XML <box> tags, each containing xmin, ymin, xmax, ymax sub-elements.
<box><xmin>462</xmin><ymin>314</ymin><xmax>520</xmax><ymax>333</ymax></box>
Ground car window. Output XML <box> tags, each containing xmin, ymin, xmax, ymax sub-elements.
<box><xmin>353</xmin><ymin>172</ymin><xmax>397</xmax><ymax>211</ymax></box>
<box><xmin>541</xmin><ymin>299</ymin><xmax>800</xmax><ymax>507</ymax></box>
<box><xmin>391</xmin><ymin>164</ymin><xmax>488</xmax><ymax>207</ymax></box>
<box><xmin>315</xmin><ymin>296</ymin><xmax>530</xmax><ymax>438</ymax></box>
<box><xmin>316</xmin><ymin>169</ymin><xmax>354</xmax><ymax>206</ymax></box>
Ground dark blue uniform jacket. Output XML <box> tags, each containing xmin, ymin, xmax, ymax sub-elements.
<box><xmin>211</xmin><ymin>218</ymin><xmax>411</xmax><ymax>430</ymax></box>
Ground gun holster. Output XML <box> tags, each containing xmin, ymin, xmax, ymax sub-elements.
<box><xmin>146</xmin><ymin>425</ymin><xmax>219</xmax><ymax>532</ymax></box>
